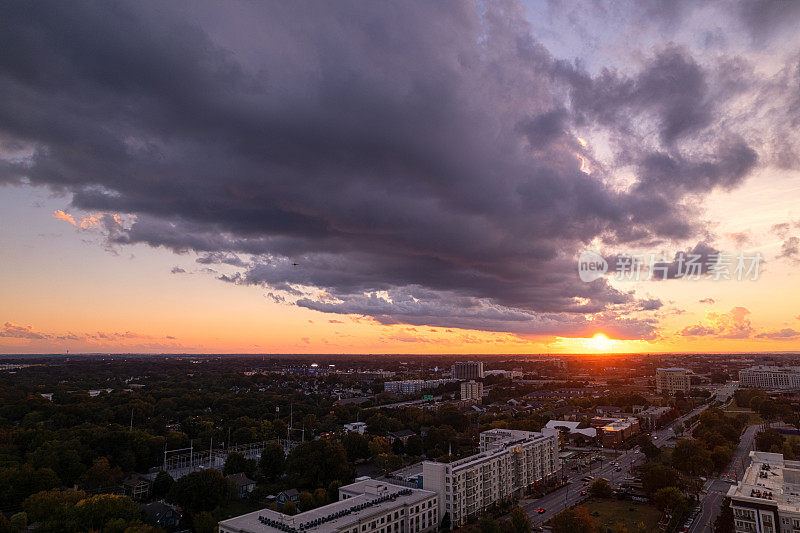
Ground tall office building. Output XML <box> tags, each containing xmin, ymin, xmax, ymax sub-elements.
<box><xmin>739</xmin><ymin>366</ymin><xmax>800</xmax><ymax>390</ymax></box>
<box><xmin>422</xmin><ymin>429</ymin><xmax>559</xmax><ymax>527</ymax></box>
<box><xmin>451</xmin><ymin>361</ymin><xmax>484</xmax><ymax>380</ymax></box>
<box><xmin>728</xmin><ymin>451</ymin><xmax>800</xmax><ymax>533</ymax></box>
<box><xmin>655</xmin><ymin>367</ymin><xmax>691</xmax><ymax>394</ymax></box>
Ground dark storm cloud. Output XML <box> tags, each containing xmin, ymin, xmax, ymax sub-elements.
<box><xmin>0</xmin><ymin>0</ymin><xmax>774</xmax><ymax>337</ymax></box>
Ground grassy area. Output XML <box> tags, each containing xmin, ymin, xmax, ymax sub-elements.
<box><xmin>722</xmin><ymin>398</ymin><xmax>763</xmax><ymax>425</ymax></box>
<box><xmin>581</xmin><ymin>498</ymin><xmax>663</xmax><ymax>531</ymax></box>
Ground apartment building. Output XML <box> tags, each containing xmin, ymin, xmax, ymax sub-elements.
<box><xmin>739</xmin><ymin>366</ymin><xmax>800</xmax><ymax>390</ymax></box>
<box><xmin>655</xmin><ymin>367</ymin><xmax>691</xmax><ymax>394</ymax></box>
<box><xmin>460</xmin><ymin>380</ymin><xmax>483</xmax><ymax>402</ymax></box>
<box><xmin>728</xmin><ymin>451</ymin><xmax>800</xmax><ymax>533</ymax></box>
<box><xmin>384</xmin><ymin>379</ymin><xmax>456</xmax><ymax>394</ymax></box>
<box><xmin>219</xmin><ymin>479</ymin><xmax>438</xmax><ymax>533</ymax></box>
<box><xmin>451</xmin><ymin>361</ymin><xmax>484</xmax><ymax>380</ymax></box>
<box><xmin>422</xmin><ymin>429</ymin><xmax>559</xmax><ymax>527</ymax></box>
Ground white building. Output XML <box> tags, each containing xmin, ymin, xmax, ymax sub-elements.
<box><xmin>344</xmin><ymin>422</ymin><xmax>367</xmax><ymax>434</ymax></box>
<box><xmin>655</xmin><ymin>367</ymin><xmax>691</xmax><ymax>394</ymax></box>
<box><xmin>728</xmin><ymin>451</ymin><xmax>800</xmax><ymax>533</ymax></box>
<box><xmin>739</xmin><ymin>366</ymin><xmax>800</xmax><ymax>390</ymax></box>
<box><xmin>451</xmin><ymin>361</ymin><xmax>484</xmax><ymax>380</ymax></box>
<box><xmin>422</xmin><ymin>429</ymin><xmax>559</xmax><ymax>527</ymax></box>
<box><xmin>219</xmin><ymin>479</ymin><xmax>438</xmax><ymax>533</ymax></box>
<box><xmin>460</xmin><ymin>380</ymin><xmax>483</xmax><ymax>402</ymax></box>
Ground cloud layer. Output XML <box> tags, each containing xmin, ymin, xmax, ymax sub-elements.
<box><xmin>1</xmin><ymin>1</ymin><xmax>798</xmax><ymax>338</ymax></box>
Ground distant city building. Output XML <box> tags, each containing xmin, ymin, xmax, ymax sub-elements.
<box><xmin>656</xmin><ymin>367</ymin><xmax>691</xmax><ymax>394</ymax></box>
<box><xmin>451</xmin><ymin>361</ymin><xmax>484</xmax><ymax>380</ymax></box>
<box><xmin>384</xmin><ymin>379</ymin><xmax>456</xmax><ymax>394</ymax></box>
<box><xmin>422</xmin><ymin>429</ymin><xmax>559</xmax><ymax>527</ymax></box>
<box><xmin>460</xmin><ymin>380</ymin><xmax>483</xmax><ymax>402</ymax></box>
<box><xmin>344</xmin><ymin>422</ymin><xmax>367</xmax><ymax>434</ymax></box>
<box><xmin>484</xmin><ymin>369</ymin><xmax>523</xmax><ymax>379</ymax></box>
<box><xmin>637</xmin><ymin>406</ymin><xmax>673</xmax><ymax>430</ymax></box>
<box><xmin>728</xmin><ymin>451</ymin><xmax>800</xmax><ymax>533</ymax></box>
<box><xmin>219</xmin><ymin>479</ymin><xmax>438</xmax><ymax>533</ymax></box>
<box><xmin>739</xmin><ymin>366</ymin><xmax>800</xmax><ymax>390</ymax></box>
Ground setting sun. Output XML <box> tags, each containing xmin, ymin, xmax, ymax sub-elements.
<box><xmin>582</xmin><ymin>333</ymin><xmax>618</xmax><ymax>352</ymax></box>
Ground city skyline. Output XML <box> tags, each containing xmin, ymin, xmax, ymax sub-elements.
<box><xmin>2</xmin><ymin>1</ymin><xmax>800</xmax><ymax>355</ymax></box>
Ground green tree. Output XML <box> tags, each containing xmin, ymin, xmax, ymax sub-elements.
<box><xmin>192</xmin><ymin>511</ymin><xmax>218</xmax><ymax>533</ymax></box>
<box><xmin>478</xmin><ymin>517</ymin><xmax>500</xmax><ymax>533</ymax></box>
<box><xmin>23</xmin><ymin>488</ymin><xmax>86</xmax><ymax>527</ymax></box>
<box><xmin>327</xmin><ymin>480</ymin><xmax>341</xmax><ymax>503</ymax></box>
<box><xmin>510</xmin><ymin>507</ymin><xmax>532</xmax><ymax>533</ymax></box>
<box><xmin>286</xmin><ymin>440</ymin><xmax>352</xmax><ymax>488</ymax></box>
<box><xmin>283</xmin><ymin>500</ymin><xmax>297</xmax><ymax>516</ymax></box>
<box><xmin>8</xmin><ymin>512</ymin><xmax>26</xmax><ymax>531</ymax></box>
<box><xmin>673</xmin><ymin>439</ymin><xmax>713</xmax><ymax>476</ymax></box>
<box><xmin>405</xmin><ymin>435</ymin><xmax>423</xmax><ymax>456</ymax></box>
<box><xmin>258</xmin><ymin>442</ymin><xmax>286</xmax><ymax>482</ymax></box>
<box><xmin>298</xmin><ymin>491</ymin><xmax>314</xmax><ymax>511</ymax></box>
<box><xmin>151</xmin><ymin>471</ymin><xmax>174</xmax><ymax>499</ymax></box>
<box><xmin>652</xmin><ymin>486</ymin><xmax>687</xmax><ymax>513</ymax></box>
<box><xmin>73</xmin><ymin>494</ymin><xmax>140</xmax><ymax>531</ymax></box>
<box><xmin>313</xmin><ymin>487</ymin><xmax>328</xmax><ymax>507</ymax></box>
<box><xmin>224</xmin><ymin>451</ymin><xmax>254</xmax><ymax>477</ymax></box>
<box><xmin>167</xmin><ymin>469</ymin><xmax>229</xmax><ymax>512</ymax></box>
<box><xmin>342</xmin><ymin>432</ymin><xmax>370</xmax><ymax>462</ymax></box>
<box><xmin>551</xmin><ymin>506</ymin><xmax>595</xmax><ymax>533</ymax></box>
<box><xmin>80</xmin><ymin>457</ymin><xmax>123</xmax><ymax>491</ymax></box>
<box><xmin>755</xmin><ymin>429</ymin><xmax>785</xmax><ymax>452</ymax></box>
<box><xmin>441</xmin><ymin>511</ymin><xmax>451</xmax><ymax>531</ymax></box>
<box><xmin>714</xmin><ymin>497</ymin><xmax>734</xmax><ymax>533</ymax></box>
<box><xmin>589</xmin><ymin>478</ymin><xmax>613</xmax><ymax>498</ymax></box>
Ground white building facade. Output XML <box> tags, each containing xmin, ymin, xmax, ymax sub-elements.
<box><xmin>219</xmin><ymin>479</ymin><xmax>438</xmax><ymax>533</ymax></box>
<box><xmin>739</xmin><ymin>366</ymin><xmax>800</xmax><ymax>390</ymax></box>
<box><xmin>422</xmin><ymin>429</ymin><xmax>559</xmax><ymax>527</ymax></box>
<box><xmin>728</xmin><ymin>451</ymin><xmax>800</xmax><ymax>533</ymax></box>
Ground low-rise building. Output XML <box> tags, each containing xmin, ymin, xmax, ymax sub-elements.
<box><xmin>422</xmin><ymin>429</ymin><xmax>559</xmax><ymax>527</ymax></box>
<box><xmin>122</xmin><ymin>474</ymin><xmax>151</xmax><ymax>500</ymax></box>
<box><xmin>594</xmin><ymin>417</ymin><xmax>640</xmax><ymax>447</ymax></box>
<box><xmin>226</xmin><ymin>472</ymin><xmax>257</xmax><ymax>500</ymax></box>
<box><xmin>728</xmin><ymin>451</ymin><xmax>800</xmax><ymax>533</ymax></box>
<box><xmin>344</xmin><ymin>422</ymin><xmax>367</xmax><ymax>434</ymax></box>
<box><xmin>219</xmin><ymin>479</ymin><xmax>439</xmax><ymax>533</ymax></box>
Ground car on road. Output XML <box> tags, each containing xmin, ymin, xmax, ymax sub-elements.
<box><xmin>537</xmin><ymin>508</ymin><xmax>545</xmax><ymax>514</ymax></box>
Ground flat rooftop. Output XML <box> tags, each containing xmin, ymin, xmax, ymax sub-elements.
<box><xmin>728</xmin><ymin>451</ymin><xmax>800</xmax><ymax>513</ymax></box>
<box><xmin>219</xmin><ymin>480</ymin><xmax>434</xmax><ymax>533</ymax></box>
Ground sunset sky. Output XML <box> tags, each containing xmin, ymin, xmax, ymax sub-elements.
<box><xmin>1</xmin><ymin>0</ymin><xmax>799</xmax><ymax>354</ymax></box>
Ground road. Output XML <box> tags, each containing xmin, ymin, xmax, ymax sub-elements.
<box><xmin>688</xmin><ymin>424</ymin><xmax>759</xmax><ymax>532</ymax></box>
<box><xmin>518</xmin><ymin>393</ymin><xmax>723</xmax><ymax>529</ymax></box>
<box><xmin>520</xmin><ymin>446</ymin><xmax>645</xmax><ymax>528</ymax></box>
